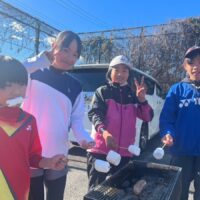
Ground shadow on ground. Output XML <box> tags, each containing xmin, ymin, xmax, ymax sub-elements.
<box><xmin>69</xmin><ymin>144</ymin><xmax>87</xmax><ymax>157</ymax></box>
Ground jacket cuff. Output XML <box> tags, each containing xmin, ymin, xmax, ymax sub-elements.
<box><xmin>96</xmin><ymin>124</ymin><xmax>106</xmax><ymax>133</ymax></box>
<box><xmin>138</xmin><ymin>100</ymin><xmax>148</xmax><ymax>105</ymax></box>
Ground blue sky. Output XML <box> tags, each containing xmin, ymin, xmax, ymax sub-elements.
<box><xmin>4</xmin><ymin>0</ymin><xmax>200</xmax><ymax>33</ymax></box>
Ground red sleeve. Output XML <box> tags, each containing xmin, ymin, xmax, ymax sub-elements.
<box><xmin>29</xmin><ymin>116</ymin><xmax>42</xmax><ymax>168</ymax></box>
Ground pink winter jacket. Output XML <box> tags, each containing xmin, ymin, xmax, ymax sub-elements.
<box><xmin>88</xmin><ymin>83</ymin><xmax>153</xmax><ymax>157</ymax></box>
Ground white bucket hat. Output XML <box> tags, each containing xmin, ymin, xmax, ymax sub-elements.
<box><xmin>109</xmin><ymin>55</ymin><xmax>131</xmax><ymax>68</ymax></box>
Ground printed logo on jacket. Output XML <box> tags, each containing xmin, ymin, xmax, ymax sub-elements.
<box><xmin>179</xmin><ymin>97</ymin><xmax>200</xmax><ymax>108</ymax></box>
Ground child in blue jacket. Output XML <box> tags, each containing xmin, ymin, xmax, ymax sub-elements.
<box><xmin>160</xmin><ymin>46</ymin><xmax>200</xmax><ymax>200</ymax></box>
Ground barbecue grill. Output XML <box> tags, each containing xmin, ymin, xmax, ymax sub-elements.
<box><xmin>84</xmin><ymin>160</ymin><xmax>182</xmax><ymax>200</ymax></box>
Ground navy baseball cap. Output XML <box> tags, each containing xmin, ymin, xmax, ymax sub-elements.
<box><xmin>184</xmin><ymin>46</ymin><xmax>200</xmax><ymax>59</ymax></box>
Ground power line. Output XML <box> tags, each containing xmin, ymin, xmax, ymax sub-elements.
<box><xmin>1</xmin><ymin>0</ymin><xmax>59</xmax><ymax>34</ymax></box>
<box><xmin>10</xmin><ymin>0</ymin><xmax>63</xmax><ymax>30</ymax></box>
<box><xmin>67</xmin><ymin>0</ymin><xmax>113</xmax><ymax>28</ymax></box>
<box><xmin>0</xmin><ymin>0</ymin><xmax>59</xmax><ymax>55</ymax></box>
<box><xmin>55</xmin><ymin>0</ymin><xmax>110</xmax><ymax>29</ymax></box>
<box><xmin>0</xmin><ymin>10</ymin><xmax>56</xmax><ymax>38</ymax></box>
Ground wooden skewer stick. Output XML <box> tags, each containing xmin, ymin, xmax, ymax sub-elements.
<box><xmin>118</xmin><ymin>146</ymin><xmax>128</xmax><ymax>150</ymax></box>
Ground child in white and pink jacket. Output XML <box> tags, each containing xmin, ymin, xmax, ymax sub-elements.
<box><xmin>87</xmin><ymin>55</ymin><xmax>153</xmax><ymax>190</ymax></box>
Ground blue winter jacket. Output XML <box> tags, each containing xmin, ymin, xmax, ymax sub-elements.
<box><xmin>160</xmin><ymin>79</ymin><xmax>200</xmax><ymax>156</ymax></box>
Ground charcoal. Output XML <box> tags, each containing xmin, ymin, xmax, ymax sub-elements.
<box><xmin>157</xmin><ymin>177</ymin><xmax>165</xmax><ymax>184</ymax></box>
<box><xmin>115</xmin><ymin>190</ymin><xmax>126</xmax><ymax>199</ymax></box>
<box><xmin>124</xmin><ymin>187</ymin><xmax>133</xmax><ymax>194</ymax></box>
<box><xmin>122</xmin><ymin>194</ymin><xmax>138</xmax><ymax>200</ymax></box>
<box><xmin>121</xmin><ymin>180</ymin><xmax>131</xmax><ymax>188</ymax></box>
<box><xmin>131</xmin><ymin>178</ymin><xmax>138</xmax><ymax>184</ymax></box>
<box><xmin>133</xmin><ymin>179</ymin><xmax>147</xmax><ymax>195</ymax></box>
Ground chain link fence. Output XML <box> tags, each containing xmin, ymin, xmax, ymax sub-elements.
<box><xmin>1</xmin><ymin>0</ymin><xmax>200</xmax><ymax>91</ymax></box>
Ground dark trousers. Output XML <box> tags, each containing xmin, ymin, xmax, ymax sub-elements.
<box><xmin>28</xmin><ymin>175</ymin><xmax>67</xmax><ymax>200</ymax></box>
<box><xmin>87</xmin><ymin>152</ymin><xmax>130</xmax><ymax>191</ymax></box>
<box><xmin>171</xmin><ymin>155</ymin><xmax>200</xmax><ymax>200</ymax></box>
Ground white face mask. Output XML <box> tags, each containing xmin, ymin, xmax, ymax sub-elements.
<box><xmin>6</xmin><ymin>96</ymin><xmax>24</xmax><ymax>107</ymax></box>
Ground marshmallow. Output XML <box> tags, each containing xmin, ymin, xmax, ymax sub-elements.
<box><xmin>153</xmin><ymin>147</ymin><xmax>164</xmax><ymax>160</ymax></box>
<box><xmin>128</xmin><ymin>145</ymin><xmax>141</xmax><ymax>156</ymax></box>
<box><xmin>106</xmin><ymin>150</ymin><xmax>121</xmax><ymax>166</ymax></box>
<box><xmin>94</xmin><ymin>159</ymin><xmax>110</xmax><ymax>173</ymax></box>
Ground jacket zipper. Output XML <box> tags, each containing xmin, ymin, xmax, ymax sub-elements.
<box><xmin>118</xmin><ymin>87</ymin><xmax>123</xmax><ymax>152</ymax></box>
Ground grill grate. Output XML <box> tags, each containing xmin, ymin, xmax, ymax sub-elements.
<box><xmin>85</xmin><ymin>185</ymin><xmax>125</xmax><ymax>200</ymax></box>
<box><xmin>84</xmin><ymin>161</ymin><xmax>182</xmax><ymax>200</ymax></box>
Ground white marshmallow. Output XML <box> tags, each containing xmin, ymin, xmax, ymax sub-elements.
<box><xmin>94</xmin><ymin>159</ymin><xmax>110</xmax><ymax>173</ymax></box>
<box><xmin>153</xmin><ymin>147</ymin><xmax>164</xmax><ymax>160</ymax></box>
<box><xmin>128</xmin><ymin>145</ymin><xmax>141</xmax><ymax>156</ymax></box>
<box><xmin>106</xmin><ymin>150</ymin><xmax>121</xmax><ymax>166</ymax></box>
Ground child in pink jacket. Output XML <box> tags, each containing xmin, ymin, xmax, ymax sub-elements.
<box><xmin>87</xmin><ymin>55</ymin><xmax>153</xmax><ymax>190</ymax></box>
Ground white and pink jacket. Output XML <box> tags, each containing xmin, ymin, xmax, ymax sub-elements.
<box><xmin>88</xmin><ymin>83</ymin><xmax>153</xmax><ymax>157</ymax></box>
<box><xmin>23</xmin><ymin>52</ymin><xmax>93</xmax><ymax>158</ymax></box>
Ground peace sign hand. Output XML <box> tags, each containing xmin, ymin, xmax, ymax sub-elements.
<box><xmin>134</xmin><ymin>76</ymin><xmax>146</xmax><ymax>103</ymax></box>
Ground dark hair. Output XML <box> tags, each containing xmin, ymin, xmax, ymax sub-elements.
<box><xmin>0</xmin><ymin>55</ymin><xmax>28</xmax><ymax>88</ymax></box>
<box><xmin>183</xmin><ymin>55</ymin><xmax>200</xmax><ymax>67</ymax></box>
<box><xmin>55</xmin><ymin>31</ymin><xmax>82</xmax><ymax>58</ymax></box>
